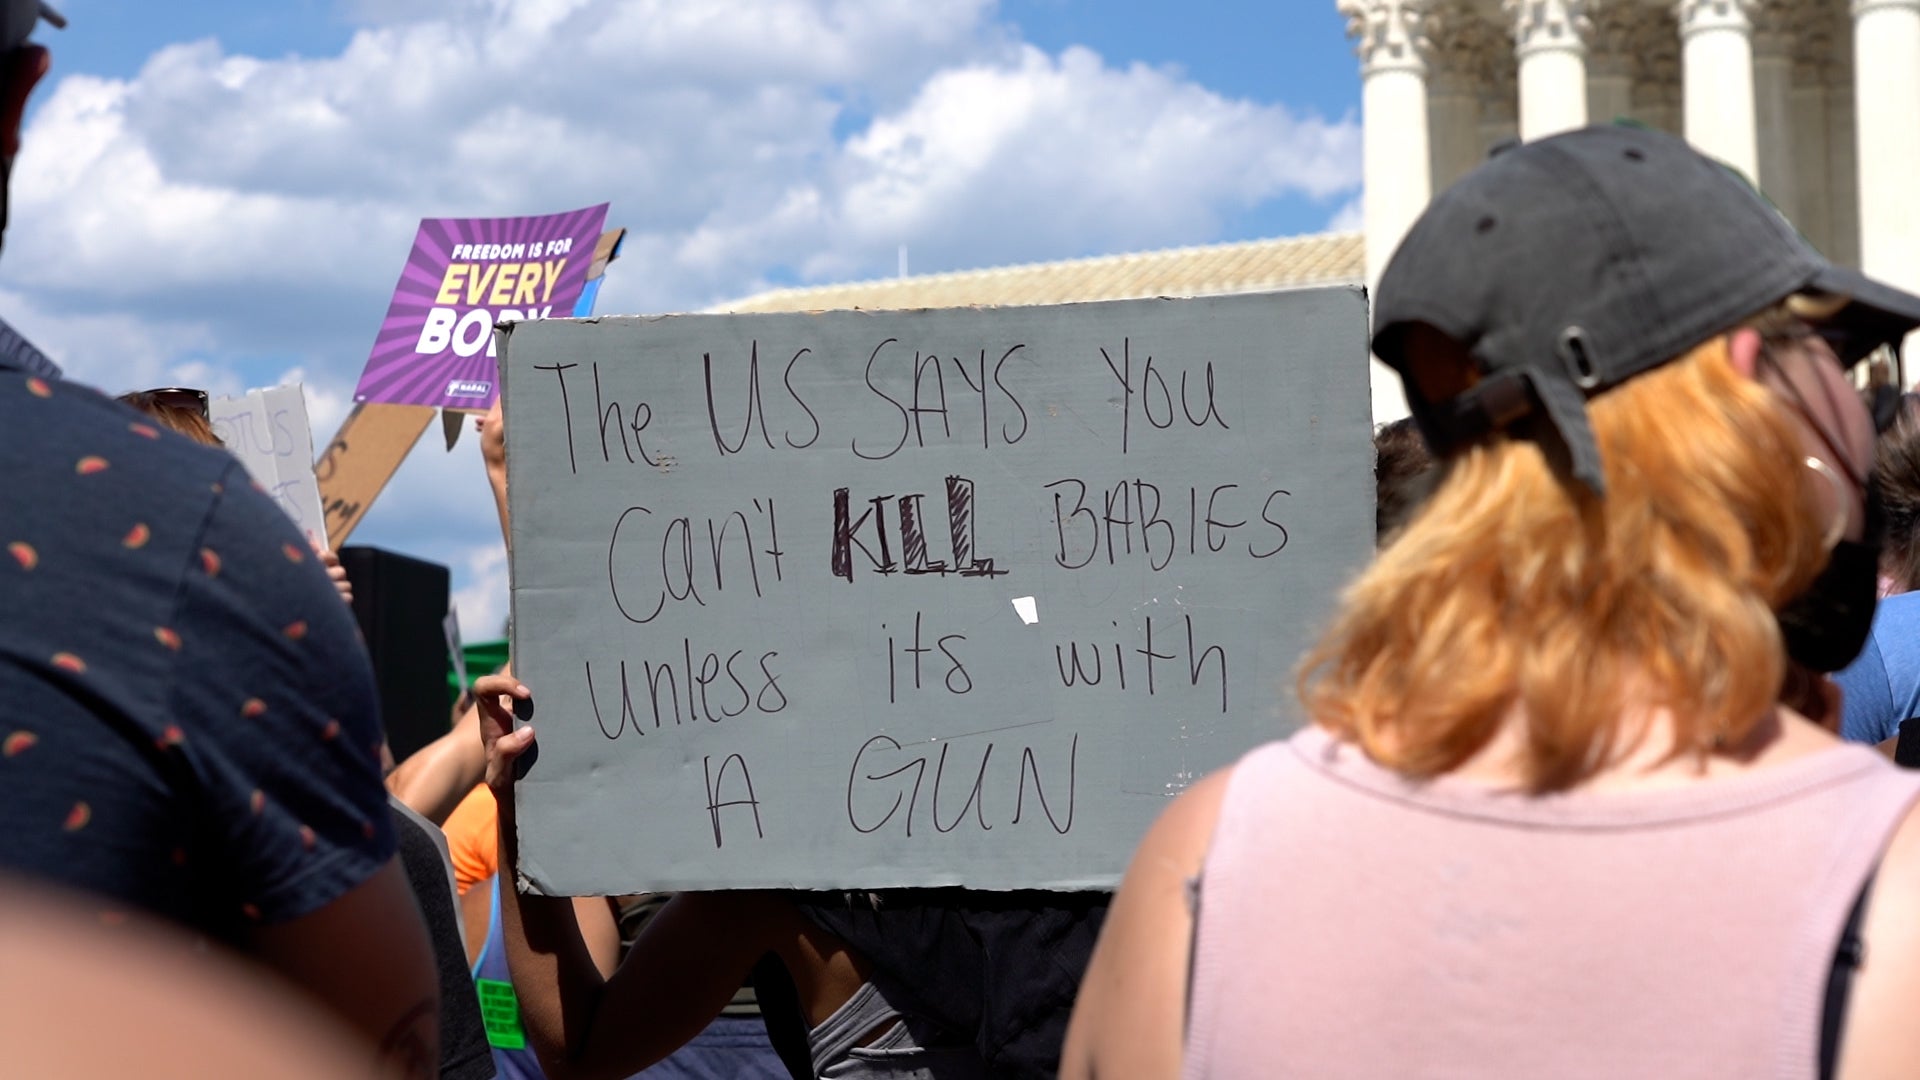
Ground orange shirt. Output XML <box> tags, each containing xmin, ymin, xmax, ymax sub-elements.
<box><xmin>442</xmin><ymin>784</ymin><xmax>498</xmax><ymax>896</ymax></box>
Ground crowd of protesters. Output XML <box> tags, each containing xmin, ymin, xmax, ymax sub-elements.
<box><xmin>12</xmin><ymin>4</ymin><xmax>1920</xmax><ymax>1078</ymax></box>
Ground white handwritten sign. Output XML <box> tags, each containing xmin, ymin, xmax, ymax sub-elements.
<box><xmin>211</xmin><ymin>384</ymin><xmax>329</xmax><ymax>548</ymax></box>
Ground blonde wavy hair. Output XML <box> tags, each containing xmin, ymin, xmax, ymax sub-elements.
<box><xmin>1299</xmin><ymin>332</ymin><xmax>1832</xmax><ymax>792</ymax></box>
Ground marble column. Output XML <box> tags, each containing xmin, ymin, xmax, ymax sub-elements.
<box><xmin>1854</xmin><ymin>0</ymin><xmax>1920</xmax><ymax>292</ymax></box>
<box><xmin>1678</xmin><ymin>0</ymin><xmax>1760</xmax><ymax>181</ymax></box>
<box><xmin>1509</xmin><ymin>0</ymin><xmax>1590</xmax><ymax>139</ymax></box>
<box><xmin>1341</xmin><ymin>0</ymin><xmax>1432</xmax><ymax>421</ymax></box>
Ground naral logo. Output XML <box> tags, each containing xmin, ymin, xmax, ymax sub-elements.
<box><xmin>446</xmin><ymin>380</ymin><xmax>492</xmax><ymax>398</ymax></box>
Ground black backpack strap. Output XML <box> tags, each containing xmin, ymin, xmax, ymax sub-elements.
<box><xmin>1819</xmin><ymin>874</ymin><xmax>1875</xmax><ymax>1080</ymax></box>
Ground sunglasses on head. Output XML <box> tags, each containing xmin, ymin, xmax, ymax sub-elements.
<box><xmin>140</xmin><ymin>386</ymin><xmax>209</xmax><ymax>420</ymax></box>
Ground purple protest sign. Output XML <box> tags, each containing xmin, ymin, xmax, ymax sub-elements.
<box><xmin>354</xmin><ymin>204</ymin><xmax>609</xmax><ymax>410</ymax></box>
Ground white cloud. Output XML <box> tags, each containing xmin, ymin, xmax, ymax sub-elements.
<box><xmin>1326</xmin><ymin>194</ymin><xmax>1363</xmax><ymax>232</ymax></box>
<box><xmin>824</xmin><ymin>45</ymin><xmax>1359</xmax><ymax>273</ymax></box>
<box><xmin>1</xmin><ymin>0</ymin><xmax>1359</xmax><ymax>601</ymax></box>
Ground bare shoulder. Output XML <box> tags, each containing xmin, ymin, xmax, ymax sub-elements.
<box><xmin>1144</xmin><ymin>765</ymin><xmax>1236</xmax><ymax>865</ymax></box>
<box><xmin>1061</xmin><ymin>765</ymin><xmax>1238</xmax><ymax>1080</ymax></box>
<box><xmin>1838</xmin><ymin>790</ymin><xmax>1920</xmax><ymax>1079</ymax></box>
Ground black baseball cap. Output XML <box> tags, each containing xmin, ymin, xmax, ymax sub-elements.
<box><xmin>1372</xmin><ymin>123</ymin><xmax>1920</xmax><ymax>494</ymax></box>
<box><xmin>1</xmin><ymin>1</ymin><xmax>61</xmax><ymax>53</ymax></box>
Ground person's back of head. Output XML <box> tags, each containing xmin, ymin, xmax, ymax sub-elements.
<box><xmin>1876</xmin><ymin>404</ymin><xmax>1920</xmax><ymax>594</ymax></box>
<box><xmin>1312</xmin><ymin>331</ymin><xmax>1824</xmax><ymax>790</ymax></box>
<box><xmin>1329</xmin><ymin>123</ymin><xmax>1920</xmax><ymax>791</ymax></box>
<box><xmin>1064</xmin><ymin>121</ymin><xmax>1920</xmax><ymax>1080</ymax></box>
<box><xmin>0</xmin><ymin>3</ymin><xmax>58</xmax><ymax>57</ymax></box>
<box><xmin>118</xmin><ymin>387</ymin><xmax>222</xmax><ymax>446</ymax></box>
<box><xmin>0</xmin><ymin>2</ymin><xmax>60</xmax><ymax>248</ymax></box>
<box><xmin>1372</xmin><ymin>417</ymin><xmax>1435</xmax><ymax>543</ymax></box>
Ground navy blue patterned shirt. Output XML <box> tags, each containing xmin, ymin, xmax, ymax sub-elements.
<box><xmin>0</xmin><ymin>361</ymin><xmax>394</xmax><ymax>941</ymax></box>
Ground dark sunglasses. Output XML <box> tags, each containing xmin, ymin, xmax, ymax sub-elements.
<box><xmin>1760</xmin><ymin>324</ymin><xmax>1905</xmax><ymax>435</ymax></box>
<box><xmin>1869</xmin><ymin>383</ymin><xmax>1904</xmax><ymax>436</ymax></box>
<box><xmin>139</xmin><ymin>386</ymin><xmax>210</xmax><ymax>420</ymax></box>
<box><xmin>1814</xmin><ymin>325</ymin><xmax>1882</xmax><ymax>371</ymax></box>
<box><xmin>1763</xmin><ymin>323</ymin><xmax>1877</xmax><ymax>369</ymax></box>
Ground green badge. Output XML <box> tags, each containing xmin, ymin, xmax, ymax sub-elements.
<box><xmin>475</xmin><ymin>977</ymin><xmax>527</xmax><ymax>1051</ymax></box>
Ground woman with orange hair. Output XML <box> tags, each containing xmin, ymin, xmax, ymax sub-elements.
<box><xmin>1064</xmin><ymin>125</ymin><xmax>1920</xmax><ymax>1078</ymax></box>
<box><xmin>119</xmin><ymin>385</ymin><xmax>352</xmax><ymax>604</ymax></box>
<box><xmin>117</xmin><ymin>386</ymin><xmax>220</xmax><ymax>445</ymax></box>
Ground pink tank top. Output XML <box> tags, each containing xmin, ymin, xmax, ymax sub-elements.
<box><xmin>1184</xmin><ymin>726</ymin><xmax>1920</xmax><ymax>1079</ymax></box>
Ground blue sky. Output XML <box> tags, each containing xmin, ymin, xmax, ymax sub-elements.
<box><xmin>33</xmin><ymin>1</ymin><xmax>352</xmax><ymax>74</ymax></box>
<box><xmin>1003</xmin><ymin>2</ymin><xmax>1356</xmax><ymax>116</ymax></box>
<box><xmin>7</xmin><ymin>0</ymin><xmax>1363</xmax><ymax>634</ymax></box>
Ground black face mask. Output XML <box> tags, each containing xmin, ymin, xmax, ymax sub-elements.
<box><xmin>1779</xmin><ymin>483</ymin><xmax>1884</xmax><ymax>673</ymax></box>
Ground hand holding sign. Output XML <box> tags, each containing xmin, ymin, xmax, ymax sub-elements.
<box><xmin>479</xmin><ymin>400</ymin><xmax>510</xmax><ymax>548</ymax></box>
<box><xmin>475</xmin><ymin>673</ymin><xmax>535</xmax><ymax>801</ymax></box>
<box><xmin>317</xmin><ymin>543</ymin><xmax>353</xmax><ymax>605</ymax></box>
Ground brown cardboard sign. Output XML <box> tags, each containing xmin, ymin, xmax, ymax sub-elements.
<box><xmin>314</xmin><ymin>402</ymin><xmax>436</xmax><ymax>549</ymax></box>
<box><xmin>589</xmin><ymin>227</ymin><xmax>626</xmax><ymax>281</ymax></box>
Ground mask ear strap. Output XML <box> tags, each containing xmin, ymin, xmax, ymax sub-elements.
<box><xmin>1805</xmin><ymin>455</ymin><xmax>1851</xmax><ymax>551</ymax></box>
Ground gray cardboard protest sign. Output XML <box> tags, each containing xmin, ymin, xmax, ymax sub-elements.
<box><xmin>500</xmin><ymin>289</ymin><xmax>1373</xmax><ymax>894</ymax></box>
